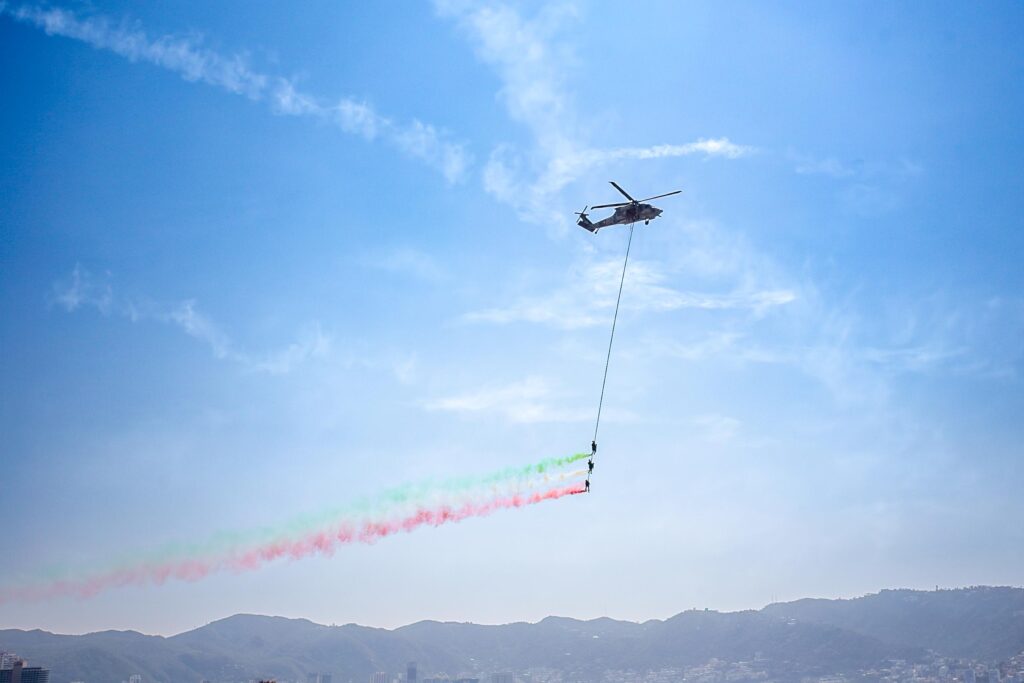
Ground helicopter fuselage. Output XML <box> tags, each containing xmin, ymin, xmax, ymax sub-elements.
<box><xmin>612</xmin><ymin>203</ymin><xmax>662</xmax><ymax>224</ymax></box>
<box><xmin>581</xmin><ymin>203</ymin><xmax>663</xmax><ymax>232</ymax></box>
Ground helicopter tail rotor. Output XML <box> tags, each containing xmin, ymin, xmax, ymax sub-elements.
<box><xmin>576</xmin><ymin>207</ymin><xmax>598</xmax><ymax>232</ymax></box>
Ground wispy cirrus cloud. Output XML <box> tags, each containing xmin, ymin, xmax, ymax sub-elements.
<box><xmin>434</xmin><ymin>1</ymin><xmax>754</xmax><ymax>223</ymax></box>
<box><xmin>360</xmin><ymin>247</ymin><xmax>449</xmax><ymax>283</ymax></box>
<box><xmin>789</xmin><ymin>151</ymin><xmax>924</xmax><ymax>217</ymax></box>
<box><xmin>2</xmin><ymin>4</ymin><xmax>470</xmax><ymax>182</ymax></box>
<box><xmin>53</xmin><ymin>265</ymin><xmax>330</xmax><ymax>375</ymax></box>
<box><xmin>424</xmin><ymin>376</ymin><xmax>590</xmax><ymax>423</ymax></box>
<box><xmin>642</xmin><ymin>290</ymin><xmax>1021</xmax><ymax>407</ymax></box>
<box><xmin>693</xmin><ymin>413</ymin><xmax>742</xmax><ymax>444</ymax></box>
<box><xmin>465</xmin><ymin>258</ymin><xmax>795</xmax><ymax>330</ymax></box>
<box><xmin>482</xmin><ymin>137</ymin><xmax>754</xmax><ymax>221</ymax></box>
<box><xmin>592</xmin><ymin>139</ymin><xmax>755</xmax><ymax>161</ymax></box>
<box><xmin>793</xmin><ymin>155</ymin><xmax>856</xmax><ymax>178</ymax></box>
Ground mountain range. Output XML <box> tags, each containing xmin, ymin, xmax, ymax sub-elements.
<box><xmin>2</xmin><ymin>586</ymin><xmax>1023</xmax><ymax>683</ymax></box>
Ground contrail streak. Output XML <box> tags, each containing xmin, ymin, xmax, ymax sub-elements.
<box><xmin>80</xmin><ymin>452</ymin><xmax>591</xmax><ymax>575</ymax></box>
<box><xmin>1</xmin><ymin>483</ymin><xmax>584</xmax><ymax>603</ymax></box>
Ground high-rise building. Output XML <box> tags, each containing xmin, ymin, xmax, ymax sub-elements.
<box><xmin>129</xmin><ymin>675</ymin><xmax>142</xmax><ymax>683</ymax></box>
<box><xmin>490</xmin><ymin>673</ymin><xmax>514</xmax><ymax>683</ymax></box>
<box><xmin>308</xmin><ymin>674</ymin><xmax>332</xmax><ymax>683</ymax></box>
<box><xmin>0</xmin><ymin>661</ymin><xmax>51</xmax><ymax>683</ymax></box>
<box><xmin>372</xmin><ymin>673</ymin><xmax>389</xmax><ymax>683</ymax></box>
<box><xmin>407</xmin><ymin>662</ymin><xmax>417</xmax><ymax>683</ymax></box>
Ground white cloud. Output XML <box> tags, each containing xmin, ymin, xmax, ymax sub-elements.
<box><xmin>642</xmin><ymin>289</ymin><xmax>1017</xmax><ymax>407</ymax></box>
<box><xmin>861</xmin><ymin>345</ymin><xmax>968</xmax><ymax>373</ymax></box>
<box><xmin>165</xmin><ymin>300</ymin><xmax>233</xmax><ymax>360</ymax></box>
<box><xmin>424</xmin><ymin>376</ymin><xmax>590</xmax><ymax>423</ymax></box>
<box><xmin>362</xmin><ymin>247</ymin><xmax>448</xmax><ymax>282</ymax></box>
<box><xmin>52</xmin><ymin>266</ymin><xmax>329</xmax><ymax>374</ymax></box>
<box><xmin>591</xmin><ymin>139</ymin><xmax>756</xmax><ymax>163</ymax></box>
<box><xmin>391</xmin><ymin>354</ymin><xmax>419</xmax><ymax>385</ymax></box>
<box><xmin>645</xmin><ymin>332</ymin><xmax>745</xmax><ymax>362</ymax></box>
<box><xmin>435</xmin><ymin>1</ymin><xmax>573</xmax><ymax>142</ymax></box>
<box><xmin>7</xmin><ymin>4</ymin><xmax>268</xmax><ymax>98</ymax></box>
<box><xmin>464</xmin><ymin>258</ymin><xmax>795</xmax><ymax>330</ymax></box>
<box><xmin>392</xmin><ymin>120</ymin><xmax>471</xmax><ymax>184</ymax></box>
<box><xmin>53</xmin><ymin>263</ymin><xmax>114</xmax><ymax>314</ymax></box>
<box><xmin>792</xmin><ymin>155</ymin><xmax>856</xmax><ymax>178</ymax></box>
<box><xmin>790</xmin><ymin>151</ymin><xmax>925</xmax><ymax>181</ymax></box>
<box><xmin>4</xmin><ymin>4</ymin><xmax>469</xmax><ymax>182</ymax></box>
<box><xmin>247</xmin><ymin>325</ymin><xmax>332</xmax><ymax>375</ymax></box>
<box><xmin>435</xmin><ymin>1</ymin><xmax>754</xmax><ymax>223</ymax></box>
<box><xmin>693</xmin><ymin>414</ymin><xmax>742</xmax><ymax>444</ymax></box>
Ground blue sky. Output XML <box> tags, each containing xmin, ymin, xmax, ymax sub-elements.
<box><xmin>1</xmin><ymin>1</ymin><xmax>1022</xmax><ymax>636</ymax></box>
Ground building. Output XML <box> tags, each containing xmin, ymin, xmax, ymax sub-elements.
<box><xmin>0</xmin><ymin>661</ymin><xmax>51</xmax><ymax>683</ymax></box>
<box><xmin>308</xmin><ymin>675</ymin><xmax>332</xmax><ymax>683</ymax></box>
<box><xmin>407</xmin><ymin>662</ymin><xmax>417</xmax><ymax>683</ymax></box>
<box><xmin>491</xmin><ymin>674</ymin><xmax>514</xmax><ymax>683</ymax></box>
<box><xmin>372</xmin><ymin>673</ymin><xmax>389</xmax><ymax>683</ymax></box>
<box><xmin>129</xmin><ymin>676</ymin><xmax>142</xmax><ymax>683</ymax></box>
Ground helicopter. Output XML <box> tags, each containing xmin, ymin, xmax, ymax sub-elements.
<box><xmin>576</xmin><ymin>181</ymin><xmax>681</xmax><ymax>233</ymax></box>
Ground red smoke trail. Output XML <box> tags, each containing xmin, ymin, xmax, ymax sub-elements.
<box><xmin>1</xmin><ymin>483</ymin><xmax>584</xmax><ymax>604</ymax></box>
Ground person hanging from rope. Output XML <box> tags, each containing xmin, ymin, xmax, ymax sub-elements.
<box><xmin>584</xmin><ymin>478</ymin><xmax>590</xmax><ymax>493</ymax></box>
<box><xmin>591</xmin><ymin>439</ymin><xmax>597</xmax><ymax>456</ymax></box>
<box><xmin>588</xmin><ymin>458</ymin><xmax>594</xmax><ymax>475</ymax></box>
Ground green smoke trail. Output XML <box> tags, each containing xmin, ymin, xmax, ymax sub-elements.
<box><xmin>44</xmin><ymin>451</ymin><xmax>590</xmax><ymax>581</ymax></box>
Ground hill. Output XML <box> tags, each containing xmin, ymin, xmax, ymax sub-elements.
<box><xmin>2</xmin><ymin>587</ymin><xmax>1022</xmax><ymax>683</ymax></box>
<box><xmin>763</xmin><ymin>585</ymin><xmax>1024</xmax><ymax>661</ymax></box>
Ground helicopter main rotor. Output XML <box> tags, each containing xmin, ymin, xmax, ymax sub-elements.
<box><xmin>590</xmin><ymin>181</ymin><xmax>681</xmax><ymax>209</ymax></box>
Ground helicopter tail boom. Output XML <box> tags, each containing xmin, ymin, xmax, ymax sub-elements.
<box><xmin>576</xmin><ymin>206</ymin><xmax>598</xmax><ymax>233</ymax></box>
<box><xmin>576</xmin><ymin>214</ymin><xmax>598</xmax><ymax>232</ymax></box>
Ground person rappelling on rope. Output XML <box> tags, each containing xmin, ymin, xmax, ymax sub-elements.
<box><xmin>584</xmin><ymin>479</ymin><xmax>590</xmax><ymax>493</ymax></box>
<box><xmin>591</xmin><ymin>440</ymin><xmax>597</xmax><ymax>456</ymax></box>
<box><xmin>588</xmin><ymin>458</ymin><xmax>594</xmax><ymax>475</ymax></box>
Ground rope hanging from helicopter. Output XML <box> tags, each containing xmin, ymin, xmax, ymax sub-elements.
<box><xmin>587</xmin><ymin>220</ymin><xmax>635</xmax><ymax>492</ymax></box>
<box><xmin>576</xmin><ymin>182</ymin><xmax>681</xmax><ymax>493</ymax></box>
